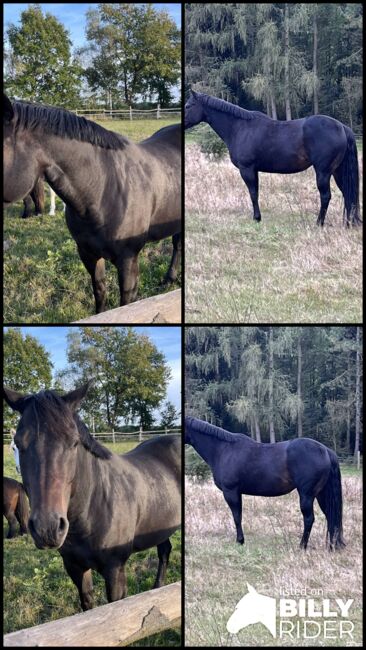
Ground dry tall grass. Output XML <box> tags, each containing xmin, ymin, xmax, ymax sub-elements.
<box><xmin>185</xmin><ymin>474</ymin><xmax>362</xmax><ymax>647</ymax></box>
<box><xmin>185</xmin><ymin>145</ymin><xmax>363</xmax><ymax>323</ymax></box>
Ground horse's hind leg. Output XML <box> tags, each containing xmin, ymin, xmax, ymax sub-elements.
<box><xmin>77</xmin><ymin>245</ymin><xmax>106</xmax><ymax>313</ymax></box>
<box><xmin>154</xmin><ymin>538</ymin><xmax>172</xmax><ymax>588</ymax></box>
<box><xmin>298</xmin><ymin>492</ymin><xmax>315</xmax><ymax>549</ymax></box>
<box><xmin>21</xmin><ymin>195</ymin><xmax>33</xmax><ymax>219</ymax></box>
<box><xmin>164</xmin><ymin>233</ymin><xmax>181</xmax><ymax>284</ymax></box>
<box><xmin>117</xmin><ymin>252</ymin><xmax>139</xmax><ymax>305</ymax></box>
<box><xmin>223</xmin><ymin>488</ymin><xmax>244</xmax><ymax>544</ymax></box>
<box><xmin>61</xmin><ymin>555</ymin><xmax>94</xmax><ymax>610</ymax></box>
<box><xmin>315</xmin><ymin>169</ymin><xmax>332</xmax><ymax>226</ymax></box>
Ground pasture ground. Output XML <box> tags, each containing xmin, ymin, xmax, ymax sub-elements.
<box><xmin>185</xmin><ymin>470</ymin><xmax>362</xmax><ymax>647</ymax></box>
<box><xmin>3</xmin><ymin>440</ymin><xmax>181</xmax><ymax>646</ymax></box>
<box><xmin>3</xmin><ymin>118</ymin><xmax>181</xmax><ymax>324</ymax></box>
<box><xmin>185</xmin><ymin>142</ymin><xmax>363</xmax><ymax>323</ymax></box>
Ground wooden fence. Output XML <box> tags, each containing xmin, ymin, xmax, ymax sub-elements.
<box><xmin>73</xmin><ymin>289</ymin><xmax>181</xmax><ymax>324</ymax></box>
<box><xmin>74</xmin><ymin>107</ymin><xmax>181</xmax><ymax>121</ymax></box>
<box><xmin>4</xmin><ymin>581</ymin><xmax>181</xmax><ymax>647</ymax></box>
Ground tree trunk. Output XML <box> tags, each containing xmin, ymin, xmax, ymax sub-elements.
<box><xmin>254</xmin><ymin>413</ymin><xmax>261</xmax><ymax>442</ymax></box>
<box><xmin>313</xmin><ymin>9</ymin><xmax>319</xmax><ymax>114</ymax></box>
<box><xmin>297</xmin><ymin>333</ymin><xmax>303</xmax><ymax>437</ymax></box>
<box><xmin>268</xmin><ymin>327</ymin><xmax>276</xmax><ymax>442</ymax></box>
<box><xmin>284</xmin><ymin>4</ymin><xmax>292</xmax><ymax>120</ymax></box>
<box><xmin>353</xmin><ymin>326</ymin><xmax>361</xmax><ymax>460</ymax></box>
<box><xmin>270</xmin><ymin>91</ymin><xmax>277</xmax><ymax>120</ymax></box>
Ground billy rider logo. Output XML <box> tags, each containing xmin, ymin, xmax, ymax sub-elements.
<box><xmin>226</xmin><ymin>583</ymin><xmax>354</xmax><ymax>640</ymax></box>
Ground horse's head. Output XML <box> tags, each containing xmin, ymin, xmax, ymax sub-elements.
<box><xmin>3</xmin><ymin>93</ymin><xmax>44</xmax><ymax>206</ymax></box>
<box><xmin>184</xmin><ymin>90</ymin><xmax>206</xmax><ymax>129</ymax></box>
<box><xmin>3</xmin><ymin>382</ymin><xmax>92</xmax><ymax>549</ymax></box>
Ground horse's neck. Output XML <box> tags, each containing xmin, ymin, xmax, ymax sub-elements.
<box><xmin>40</xmin><ymin>135</ymin><xmax>96</xmax><ymax>213</ymax></box>
<box><xmin>192</xmin><ymin>432</ymin><xmax>224</xmax><ymax>469</ymax></box>
<box><xmin>205</xmin><ymin>108</ymin><xmax>237</xmax><ymax>148</ymax></box>
<box><xmin>69</xmin><ymin>445</ymin><xmax>107</xmax><ymax>516</ymax></box>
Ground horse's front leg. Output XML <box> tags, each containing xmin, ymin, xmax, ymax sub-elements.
<box><xmin>239</xmin><ymin>166</ymin><xmax>262</xmax><ymax>222</ymax></box>
<box><xmin>116</xmin><ymin>251</ymin><xmax>139</xmax><ymax>305</ymax></box>
<box><xmin>223</xmin><ymin>488</ymin><xmax>244</xmax><ymax>544</ymax></box>
<box><xmin>101</xmin><ymin>563</ymin><xmax>128</xmax><ymax>602</ymax></box>
<box><xmin>164</xmin><ymin>232</ymin><xmax>181</xmax><ymax>284</ymax></box>
<box><xmin>61</xmin><ymin>554</ymin><xmax>94</xmax><ymax>611</ymax></box>
<box><xmin>77</xmin><ymin>245</ymin><xmax>107</xmax><ymax>313</ymax></box>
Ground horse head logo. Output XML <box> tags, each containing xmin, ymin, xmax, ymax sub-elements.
<box><xmin>227</xmin><ymin>583</ymin><xmax>276</xmax><ymax>638</ymax></box>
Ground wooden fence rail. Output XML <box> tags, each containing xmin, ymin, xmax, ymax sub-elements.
<box><xmin>4</xmin><ymin>581</ymin><xmax>181</xmax><ymax>647</ymax></box>
<box><xmin>73</xmin><ymin>289</ymin><xmax>181</xmax><ymax>324</ymax></box>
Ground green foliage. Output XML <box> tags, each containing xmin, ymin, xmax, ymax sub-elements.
<box><xmin>160</xmin><ymin>401</ymin><xmax>181</xmax><ymax>428</ymax></box>
<box><xmin>58</xmin><ymin>328</ymin><xmax>171</xmax><ymax>430</ymax></box>
<box><xmin>186</xmin><ymin>3</ymin><xmax>363</xmax><ymax>130</ymax></box>
<box><xmin>185</xmin><ymin>446</ymin><xmax>212</xmax><ymax>481</ymax></box>
<box><xmin>3</xmin><ymin>328</ymin><xmax>53</xmax><ymax>430</ymax></box>
<box><xmin>84</xmin><ymin>4</ymin><xmax>181</xmax><ymax>105</ymax></box>
<box><xmin>5</xmin><ymin>5</ymin><xmax>82</xmax><ymax>106</ymax></box>
<box><xmin>195</xmin><ymin>125</ymin><xmax>228</xmax><ymax>160</ymax></box>
<box><xmin>185</xmin><ymin>326</ymin><xmax>362</xmax><ymax>453</ymax></box>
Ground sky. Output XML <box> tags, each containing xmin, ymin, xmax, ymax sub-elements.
<box><xmin>10</xmin><ymin>326</ymin><xmax>182</xmax><ymax>424</ymax></box>
<box><xmin>3</xmin><ymin>4</ymin><xmax>181</xmax><ymax>47</ymax></box>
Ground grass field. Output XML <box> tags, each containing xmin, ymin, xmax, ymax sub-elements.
<box><xmin>3</xmin><ymin>441</ymin><xmax>181</xmax><ymax>646</ymax></box>
<box><xmin>185</xmin><ymin>473</ymin><xmax>362</xmax><ymax>647</ymax></box>
<box><xmin>3</xmin><ymin>118</ymin><xmax>181</xmax><ymax>324</ymax></box>
<box><xmin>185</xmin><ymin>140</ymin><xmax>363</xmax><ymax>323</ymax></box>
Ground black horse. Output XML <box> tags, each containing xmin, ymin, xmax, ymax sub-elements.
<box><xmin>185</xmin><ymin>417</ymin><xmax>345</xmax><ymax>550</ymax></box>
<box><xmin>22</xmin><ymin>178</ymin><xmax>45</xmax><ymax>218</ymax></box>
<box><xmin>3</xmin><ymin>476</ymin><xmax>29</xmax><ymax>538</ymax></box>
<box><xmin>3</xmin><ymin>383</ymin><xmax>181</xmax><ymax>611</ymax></box>
<box><xmin>4</xmin><ymin>94</ymin><xmax>181</xmax><ymax>313</ymax></box>
<box><xmin>185</xmin><ymin>90</ymin><xmax>360</xmax><ymax>227</ymax></box>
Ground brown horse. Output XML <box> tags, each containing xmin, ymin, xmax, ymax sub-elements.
<box><xmin>3</xmin><ymin>476</ymin><xmax>29</xmax><ymax>538</ymax></box>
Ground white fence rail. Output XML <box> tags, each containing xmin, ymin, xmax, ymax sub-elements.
<box><xmin>3</xmin><ymin>427</ymin><xmax>181</xmax><ymax>445</ymax></box>
<box><xmin>74</xmin><ymin>107</ymin><xmax>181</xmax><ymax>121</ymax></box>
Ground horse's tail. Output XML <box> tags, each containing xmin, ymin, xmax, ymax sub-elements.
<box><xmin>337</xmin><ymin>127</ymin><xmax>361</xmax><ymax>226</ymax></box>
<box><xmin>15</xmin><ymin>484</ymin><xmax>29</xmax><ymax>535</ymax></box>
<box><xmin>318</xmin><ymin>451</ymin><xmax>346</xmax><ymax>549</ymax></box>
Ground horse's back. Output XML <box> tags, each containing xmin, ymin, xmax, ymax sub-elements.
<box><xmin>123</xmin><ymin>435</ymin><xmax>181</xmax><ymax>475</ymax></box>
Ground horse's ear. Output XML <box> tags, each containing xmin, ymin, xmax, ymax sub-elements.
<box><xmin>62</xmin><ymin>380</ymin><xmax>93</xmax><ymax>412</ymax></box>
<box><xmin>3</xmin><ymin>387</ymin><xmax>30</xmax><ymax>413</ymax></box>
<box><xmin>191</xmin><ymin>89</ymin><xmax>198</xmax><ymax>99</ymax></box>
<box><xmin>4</xmin><ymin>94</ymin><xmax>14</xmax><ymax>123</ymax></box>
<box><xmin>247</xmin><ymin>583</ymin><xmax>257</xmax><ymax>595</ymax></box>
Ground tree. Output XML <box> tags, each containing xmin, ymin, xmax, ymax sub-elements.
<box><xmin>5</xmin><ymin>4</ymin><xmax>82</xmax><ymax>106</ymax></box>
<box><xmin>160</xmin><ymin>401</ymin><xmax>181</xmax><ymax>428</ymax></box>
<box><xmin>3</xmin><ymin>328</ymin><xmax>53</xmax><ymax>430</ymax></box>
<box><xmin>84</xmin><ymin>4</ymin><xmax>180</xmax><ymax>106</ymax></box>
<box><xmin>65</xmin><ymin>327</ymin><xmax>171</xmax><ymax>430</ymax></box>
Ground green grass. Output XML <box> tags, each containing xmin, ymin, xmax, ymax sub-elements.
<box><xmin>3</xmin><ymin>442</ymin><xmax>181</xmax><ymax>646</ymax></box>
<box><xmin>185</xmin><ymin>144</ymin><xmax>363</xmax><ymax>323</ymax></box>
<box><xmin>185</xmin><ymin>477</ymin><xmax>362</xmax><ymax>646</ymax></box>
<box><xmin>4</xmin><ymin>118</ymin><xmax>181</xmax><ymax>324</ymax></box>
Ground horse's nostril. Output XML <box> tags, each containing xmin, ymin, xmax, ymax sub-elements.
<box><xmin>59</xmin><ymin>517</ymin><xmax>68</xmax><ymax>533</ymax></box>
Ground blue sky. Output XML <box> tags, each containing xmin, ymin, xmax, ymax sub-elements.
<box><xmin>8</xmin><ymin>326</ymin><xmax>182</xmax><ymax>422</ymax></box>
<box><xmin>4</xmin><ymin>3</ymin><xmax>181</xmax><ymax>48</ymax></box>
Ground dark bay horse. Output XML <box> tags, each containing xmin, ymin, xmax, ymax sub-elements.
<box><xmin>3</xmin><ymin>476</ymin><xmax>29</xmax><ymax>538</ymax></box>
<box><xmin>3</xmin><ymin>383</ymin><xmax>181</xmax><ymax>610</ymax></box>
<box><xmin>185</xmin><ymin>417</ymin><xmax>345</xmax><ymax>550</ymax></box>
<box><xmin>185</xmin><ymin>90</ymin><xmax>360</xmax><ymax>226</ymax></box>
<box><xmin>4</xmin><ymin>94</ymin><xmax>181</xmax><ymax>312</ymax></box>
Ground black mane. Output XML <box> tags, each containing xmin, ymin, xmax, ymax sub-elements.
<box><xmin>24</xmin><ymin>390</ymin><xmax>111</xmax><ymax>459</ymax></box>
<box><xmin>186</xmin><ymin>417</ymin><xmax>242</xmax><ymax>443</ymax></box>
<box><xmin>11</xmin><ymin>99</ymin><xmax>129</xmax><ymax>150</ymax></box>
<box><xmin>197</xmin><ymin>92</ymin><xmax>270</xmax><ymax>122</ymax></box>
